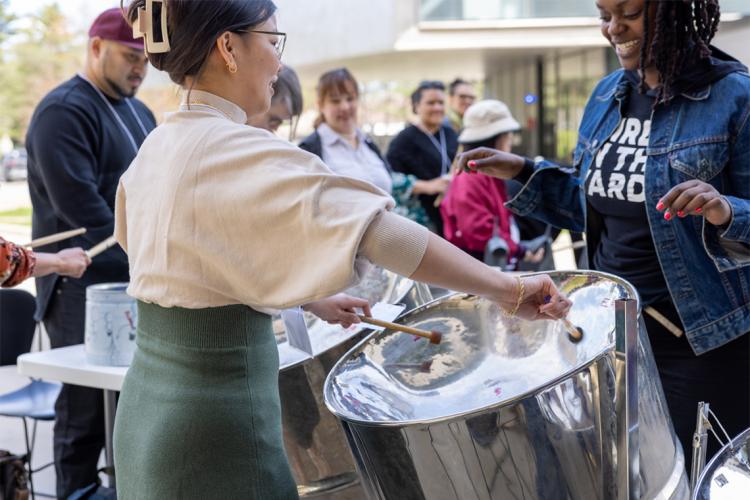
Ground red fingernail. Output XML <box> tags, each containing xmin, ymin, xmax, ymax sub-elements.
<box><xmin>656</xmin><ymin>201</ymin><xmax>664</xmax><ymax>211</ymax></box>
<box><xmin>468</xmin><ymin>161</ymin><xmax>476</xmax><ymax>168</ymax></box>
<box><xmin>695</xmin><ymin>207</ymin><xmax>702</xmax><ymax>213</ymax></box>
<box><xmin>677</xmin><ymin>210</ymin><xmax>685</xmax><ymax>218</ymax></box>
<box><xmin>664</xmin><ymin>212</ymin><xmax>672</xmax><ymax>221</ymax></box>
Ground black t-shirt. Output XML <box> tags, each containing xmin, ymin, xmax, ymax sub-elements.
<box><xmin>584</xmin><ymin>83</ymin><xmax>669</xmax><ymax>305</ymax></box>
<box><xmin>386</xmin><ymin>124</ymin><xmax>458</xmax><ymax>233</ymax></box>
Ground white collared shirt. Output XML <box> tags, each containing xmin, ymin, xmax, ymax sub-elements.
<box><xmin>317</xmin><ymin>123</ymin><xmax>393</xmax><ymax>193</ymax></box>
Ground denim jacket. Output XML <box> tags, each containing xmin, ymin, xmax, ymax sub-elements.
<box><xmin>507</xmin><ymin>69</ymin><xmax>750</xmax><ymax>354</ymax></box>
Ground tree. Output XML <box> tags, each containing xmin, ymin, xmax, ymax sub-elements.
<box><xmin>0</xmin><ymin>0</ymin><xmax>15</xmax><ymax>45</ymax></box>
<box><xmin>0</xmin><ymin>3</ymin><xmax>84</xmax><ymax>142</ymax></box>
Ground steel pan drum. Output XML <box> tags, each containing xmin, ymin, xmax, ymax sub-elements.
<box><xmin>692</xmin><ymin>427</ymin><xmax>750</xmax><ymax>499</ymax></box>
<box><xmin>276</xmin><ymin>266</ymin><xmax>435</xmax><ymax>497</ymax></box>
<box><xmin>325</xmin><ymin>271</ymin><xmax>689</xmax><ymax>499</ymax></box>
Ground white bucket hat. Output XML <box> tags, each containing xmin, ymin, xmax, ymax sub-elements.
<box><xmin>458</xmin><ymin>100</ymin><xmax>521</xmax><ymax>144</ymax></box>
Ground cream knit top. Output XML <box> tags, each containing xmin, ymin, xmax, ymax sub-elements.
<box><xmin>115</xmin><ymin>90</ymin><xmax>429</xmax><ymax>311</ymax></box>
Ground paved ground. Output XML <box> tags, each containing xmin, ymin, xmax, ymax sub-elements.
<box><xmin>0</xmin><ymin>180</ymin><xmax>31</xmax><ymax>212</ymax></box>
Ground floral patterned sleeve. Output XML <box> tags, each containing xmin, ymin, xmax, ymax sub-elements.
<box><xmin>0</xmin><ymin>236</ymin><xmax>36</xmax><ymax>287</ymax></box>
<box><xmin>389</xmin><ymin>172</ymin><xmax>435</xmax><ymax>232</ymax></box>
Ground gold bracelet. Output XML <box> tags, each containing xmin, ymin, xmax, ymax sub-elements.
<box><xmin>501</xmin><ymin>276</ymin><xmax>525</xmax><ymax>318</ymax></box>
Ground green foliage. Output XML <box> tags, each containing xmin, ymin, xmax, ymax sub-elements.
<box><xmin>0</xmin><ymin>0</ymin><xmax>15</xmax><ymax>44</ymax></box>
<box><xmin>0</xmin><ymin>3</ymin><xmax>85</xmax><ymax>142</ymax></box>
<box><xmin>0</xmin><ymin>206</ymin><xmax>32</xmax><ymax>226</ymax></box>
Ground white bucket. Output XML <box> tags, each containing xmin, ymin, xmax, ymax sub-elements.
<box><xmin>84</xmin><ymin>283</ymin><xmax>137</xmax><ymax>366</ymax></box>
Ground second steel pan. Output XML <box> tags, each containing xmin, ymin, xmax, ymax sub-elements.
<box><xmin>276</xmin><ymin>265</ymin><xmax>436</xmax><ymax>498</ymax></box>
<box><xmin>692</xmin><ymin>427</ymin><xmax>750</xmax><ymax>500</ymax></box>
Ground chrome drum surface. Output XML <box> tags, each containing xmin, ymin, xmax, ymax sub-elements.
<box><xmin>277</xmin><ymin>266</ymin><xmax>434</xmax><ymax>498</ymax></box>
<box><xmin>692</xmin><ymin>427</ymin><xmax>750</xmax><ymax>500</ymax></box>
<box><xmin>325</xmin><ymin>271</ymin><xmax>688</xmax><ymax>499</ymax></box>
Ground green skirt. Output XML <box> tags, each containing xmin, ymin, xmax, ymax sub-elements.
<box><xmin>113</xmin><ymin>301</ymin><xmax>298</xmax><ymax>499</ymax></box>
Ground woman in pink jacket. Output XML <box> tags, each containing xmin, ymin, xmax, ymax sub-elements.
<box><xmin>441</xmin><ymin>100</ymin><xmax>544</xmax><ymax>267</ymax></box>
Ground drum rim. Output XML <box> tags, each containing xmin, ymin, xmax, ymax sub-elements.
<box><xmin>86</xmin><ymin>282</ymin><xmax>130</xmax><ymax>295</ymax></box>
<box><xmin>308</xmin><ymin>271</ymin><xmax>415</xmax><ymax>356</ymax></box>
<box><xmin>277</xmin><ymin>342</ymin><xmax>314</xmax><ymax>371</ymax></box>
<box><xmin>323</xmin><ymin>270</ymin><xmax>638</xmax><ymax>427</ymax></box>
<box><xmin>691</xmin><ymin>426</ymin><xmax>750</xmax><ymax>499</ymax></box>
<box><xmin>277</xmin><ymin>269</ymin><xmax>416</xmax><ymax>371</ymax></box>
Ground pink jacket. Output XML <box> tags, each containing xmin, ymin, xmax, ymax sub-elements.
<box><xmin>440</xmin><ymin>173</ymin><xmax>521</xmax><ymax>258</ymax></box>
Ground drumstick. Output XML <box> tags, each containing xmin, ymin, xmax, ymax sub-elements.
<box><xmin>544</xmin><ymin>295</ymin><xmax>583</xmax><ymax>343</ymax></box>
<box><xmin>562</xmin><ymin>317</ymin><xmax>584</xmax><ymax>343</ymax></box>
<box><xmin>356</xmin><ymin>315</ymin><xmax>442</xmax><ymax>344</ymax></box>
<box><xmin>86</xmin><ymin>235</ymin><xmax>118</xmax><ymax>258</ymax></box>
<box><xmin>23</xmin><ymin>228</ymin><xmax>86</xmax><ymax>248</ymax></box>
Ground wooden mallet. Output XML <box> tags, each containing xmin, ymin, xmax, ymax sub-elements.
<box><xmin>356</xmin><ymin>315</ymin><xmax>442</xmax><ymax>344</ymax></box>
<box><xmin>23</xmin><ymin>228</ymin><xmax>86</xmax><ymax>248</ymax></box>
<box><xmin>562</xmin><ymin>317</ymin><xmax>584</xmax><ymax>343</ymax></box>
<box><xmin>86</xmin><ymin>235</ymin><xmax>118</xmax><ymax>259</ymax></box>
<box><xmin>544</xmin><ymin>295</ymin><xmax>584</xmax><ymax>343</ymax></box>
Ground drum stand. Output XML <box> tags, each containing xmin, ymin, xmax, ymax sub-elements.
<box><xmin>615</xmin><ymin>299</ymin><xmax>640</xmax><ymax>500</ymax></box>
<box><xmin>690</xmin><ymin>402</ymin><xmax>733</xmax><ymax>494</ymax></box>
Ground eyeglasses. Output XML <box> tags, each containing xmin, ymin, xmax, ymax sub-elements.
<box><xmin>235</xmin><ymin>29</ymin><xmax>287</xmax><ymax>59</ymax></box>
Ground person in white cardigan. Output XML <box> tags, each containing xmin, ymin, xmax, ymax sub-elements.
<box><xmin>114</xmin><ymin>1</ymin><xmax>571</xmax><ymax>497</ymax></box>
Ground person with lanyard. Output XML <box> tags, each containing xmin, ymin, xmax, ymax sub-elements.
<box><xmin>114</xmin><ymin>0</ymin><xmax>571</xmax><ymax>497</ymax></box>
<box><xmin>387</xmin><ymin>80</ymin><xmax>458</xmax><ymax>234</ymax></box>
<box><xmin>299</xmin><ymin>68</ymin><xmax>445</xmax><ymax>228</ymax></box>
<box><xmin>457</xmin><ymin>0</ymin><xmax>750</xmax><ymax>463</ymax></box>
<box><xmin>0</xmin><ymin>236</ymin><xmax>89</xmax><ymax>287</ymax></box>
<box><xmin>24</xmin><ymin>7</ymin><xmax>156</xmax><ymax>497</ymax></box>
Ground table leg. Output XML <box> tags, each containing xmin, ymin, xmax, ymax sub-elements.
<box><xmin>103</xmin><ymin>389</ymin><xmax>116</xmax><ymax>489</ymax></box>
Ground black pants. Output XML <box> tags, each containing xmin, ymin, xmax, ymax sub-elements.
<box><xmin>44</xmin><ymin>278</ymin><xmax>104</xmax><ymax>499</ymax></box>
<box><xmin>645</xmin><ymin>299</ymin><xmax>750</xmax><ymax>463</ymax></box>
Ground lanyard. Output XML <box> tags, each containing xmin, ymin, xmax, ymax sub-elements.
<box><xmin>422</xmin><ymin>126</ymin><xmax>450</xmax><ymax>175</ymax></box>
<box><xmin>78</xmin><ymin>74</ymin><xmax>149</xmax><ymax>155</ymax></box>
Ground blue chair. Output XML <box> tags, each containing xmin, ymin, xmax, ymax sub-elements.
<box><xmin>0</xmin><ymin>288</ymin><xmax>60</xmax><ymax>499</ymax></box>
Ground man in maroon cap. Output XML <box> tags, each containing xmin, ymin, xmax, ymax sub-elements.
<box><xmin>25</xmin><ymin>7</ymin><xmax>156</xmax><ymax>497</ymax></box>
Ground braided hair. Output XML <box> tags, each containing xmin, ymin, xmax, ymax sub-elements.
<box><xmin>639</xmin><ymin>0</ymin><xmax>721</xmax><ymax>101</ymax></box>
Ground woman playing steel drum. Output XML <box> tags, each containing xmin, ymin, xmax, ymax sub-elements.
<box><xmin>113</xmin><ymin>1</ymin><xmax>571</xmax><ymax>498</ymax></box>
<box><xmin>456</xmin><ymin>0</ymin><xmax>750</xmax><ymax>463</ymax></box>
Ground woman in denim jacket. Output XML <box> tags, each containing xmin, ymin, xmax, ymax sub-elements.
<box><xmin>458</xmin><ymin>0</ymin><xmax>749</xmax><ymax>459</ymax></box>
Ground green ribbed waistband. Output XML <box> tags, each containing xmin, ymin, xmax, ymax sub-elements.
<box><xmin>136</xmin><ymin>300</ymin><xmax>271</xmax><ymax>349</ymax></box>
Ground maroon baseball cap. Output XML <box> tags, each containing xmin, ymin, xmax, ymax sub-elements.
<box><xmin>88</xmin><ymin>7</ymin><xmax>144</xmax><ymax>50</ymax></box>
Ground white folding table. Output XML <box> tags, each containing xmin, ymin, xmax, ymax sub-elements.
<box><xmin>17</xmin><ymin>345</ymin><xmax>126</xmax><ymax>487</ymax></box>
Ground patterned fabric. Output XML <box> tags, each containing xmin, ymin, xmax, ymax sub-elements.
<box><xmin>0</xmin><ymin>236</ymin><xmax>36</xmax><ymax>287</ymax></box>
<box><xmin>390</xmin><ymin>172</ymin><xmax>435</xmax><ymax>232</ymax></box>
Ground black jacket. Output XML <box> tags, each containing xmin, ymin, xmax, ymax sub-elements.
<box><xmin>25</xmin><ymin>75</ymin><xmax>156</xmax><ymax>320</ymax></box>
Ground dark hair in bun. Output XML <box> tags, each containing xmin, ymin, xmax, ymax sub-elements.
<box><xmin>122</xmin><ymin>0</ymin><xmax>276</xmax><ymax>86</ymax></box>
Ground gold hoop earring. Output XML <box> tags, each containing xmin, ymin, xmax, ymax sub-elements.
<box><xmin>227</xmin><ymin>62</ymin><xmax>237</xmax><ymax>74</ymax></box>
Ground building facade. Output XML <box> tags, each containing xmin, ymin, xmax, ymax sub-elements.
<box><xmin>277</xmin><ymin>0</ymin><xmax>750</xmax><ymax>162</ymax></box>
